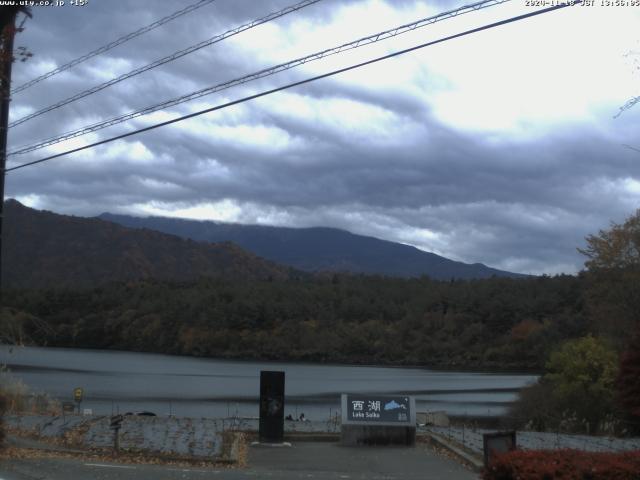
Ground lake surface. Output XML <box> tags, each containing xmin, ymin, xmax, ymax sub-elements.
<box><xmin>1</xmin><ymin>346</ymin><xmax>537</xmax><ymax>420</ymax></box>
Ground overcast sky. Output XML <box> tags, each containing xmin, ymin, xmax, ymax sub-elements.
<box><xmin>5</xmin><ymin>0</ymin><xmax>640</xmax><ymax>275</ymax></box>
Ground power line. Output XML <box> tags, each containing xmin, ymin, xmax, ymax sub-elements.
<box><xmin>10</xmin><ymin>0</ymin><xmax>217</xmax><ymax>95</ymax></box>
<box><xmin>614</xmin><ymin>96</ymin><xmax>639</xmax><ymax>119</ymax></box>
<box><xmin>622</xmin><ymin>144</ymin><xmax>640</xmax><ymax>154</ymax></box>
<box><xmin>8</xmin><ymin>0</ymin><xmax>511</xmax><ymax>157</ymax></box>
<box><xmin>9</xmin><ymin>0</ymin><xmax>322</xmax><ymax>129</ymax></box>
<box><xmin>5</xmin><ymin>1</ymin><xmax>582</xmax><ymax>174</ymax></box>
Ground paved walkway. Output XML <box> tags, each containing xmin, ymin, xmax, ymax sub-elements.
<box><xmin>247</xmin><ymin>441</ymin><xmax>477</xmax><ymax>479</ymax></box>
<box><xmin>0</xmin><ymin>440</ymin><xmax>478</xmax><ymax>479</ymax></box>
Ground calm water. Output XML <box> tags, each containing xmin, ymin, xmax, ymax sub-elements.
<box><xmin>1</xmin><ymin>346</ymin><xmax>537</xmax><ymax>420</ymax></box>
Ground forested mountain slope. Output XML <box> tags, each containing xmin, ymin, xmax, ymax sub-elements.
<box><xmin>2</xmin><ymin>200</ymin><xmax>294</xmax><ymax>288</ymax></box>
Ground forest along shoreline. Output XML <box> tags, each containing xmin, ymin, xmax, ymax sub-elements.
<box><xmin>1</xmin><ymin>273</ymin><xmax>586</xmax><ymax>371</ymax></box>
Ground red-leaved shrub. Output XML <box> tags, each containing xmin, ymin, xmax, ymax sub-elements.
<box><xmin>0</xmin><ymin>392</ymin><xmax>6</xmax><ymax>449</ymax></box>
<box><xmin>482</xmin><ymin>449</ymin><xmax>640</xmax><ymax>480</ymax></box>
<box><xmin>617</xmin><ymin>330</ymin><xmax>640</xmax><ymax>431</ymax></box>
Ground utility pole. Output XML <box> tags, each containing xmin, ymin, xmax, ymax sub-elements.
<box><xmin>0</xmin><ymin>9</ymin><xmax>18</xmax><ymax>301</ymax></box>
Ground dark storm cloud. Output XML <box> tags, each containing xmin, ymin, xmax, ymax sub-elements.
<box><xmin>5</xmin><ymin>0</ymin><xmax>640</xmax><ymax>275</ymax></box>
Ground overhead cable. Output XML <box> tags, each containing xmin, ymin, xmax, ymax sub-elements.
<box><xmin>8</xmin><ymin>0</ymin><xmax>511</xmax><ymax>156</ymax></box>
<box><xmin>5</xmin><ymin>1</ymin><xmax>582</xmax><ymax>173</ymax></box>
<box><xmin>9</xmin><ymin>0</ymin><xmax>322</xmax><ymax>128</ymax></box>
<box><xmin>622</xmin><ymin>144</ymin><xmax>640</xmax><ymax>154</ymax></box>
<box><xmin>614</xmin><ymin>96</ymin><xmax>640</xmax><ymax>118</ymax></box>
<box><xmin>11</xmin><ymin>0</ymin><xmax>217</xmax><ymax>95</ymax></box>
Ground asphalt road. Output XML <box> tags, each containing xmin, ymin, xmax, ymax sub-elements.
<box><xmin>0</xmin><ymin>442</ymin><xmax>479</xmax><ymax>479</ymax></box>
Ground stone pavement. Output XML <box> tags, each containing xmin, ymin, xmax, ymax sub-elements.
<box><xmin>247</xmin><ymin>441</ymin><xmax>478</xmax><ymax>479</ymax></box>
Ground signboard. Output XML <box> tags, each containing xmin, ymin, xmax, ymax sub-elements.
<box><xmin>483</xmin><ymin>431</ymin><xmax>517</xmax><ymax>466</ymax></box>
<box><xmin>259</xmin><ymin>371</ymin><xmax>285</xmax><ymax>443</ymax></box>
<box><xmin>341</xmin><ymin>394</ymin><xmax>416</xmax><ymax>426</ymax></box>
<box><xmin>73</xmin><ymin>387</ymin><xmax>83</xmax><ymax>403</ymax></box>
<box><xmin>62</xmin><ymin>402</ymin><xmax>75</xmax><ymax>413</ymax></box>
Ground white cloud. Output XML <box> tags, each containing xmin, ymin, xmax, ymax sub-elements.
<box><xmin>131</xmin><ymin>199</ymin><xmax>243</xmax><ymax>222</ymax></box>
<box><xmin>5</xmin><ymin>0</ymin><xmax>640</xmax><ymax>276</ymax></box>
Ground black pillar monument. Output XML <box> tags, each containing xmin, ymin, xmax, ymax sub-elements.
<box><xmin>259</xmin><ymin>370</ymin><xmax>285</xmax><ymax>443</ymax></box>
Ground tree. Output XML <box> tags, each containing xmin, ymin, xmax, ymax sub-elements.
<box><xmin>509</xmin><ymin>335</ymin><xmax>619</xmax><ymax>434</ymax></box>
<box><xmin>544</xmin><ymin>336</ymin><xmax>618</xmax><ymax>433</ymax></box>
<box><xmin>578</xmin><ymin>210</ymin><xmax>640</xmax><ymax>347</ymax></box>
<box><xmin>579</xmin><ymin>209</ymin><xmax>640</xmax><ymax>271</ymax></box>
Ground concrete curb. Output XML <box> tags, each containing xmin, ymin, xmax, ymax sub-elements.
<box><xmin>242</xmin><ymin>432</ymin><xmax>341</xmax><ymax>443</ymax></box>
<box><xmin>250</xmin><ymin>441</ymin><xmax>292</xmax><ymax>448</ymax></box>
<box><xmin>420</xmin><ymin>432</ymin><xmax>484</xmax><ymax>472</ymax></box>
<box><xmin>285</xmin><ymin>433</ymin><xmax>340</xmax><ymax>443</ymax></box>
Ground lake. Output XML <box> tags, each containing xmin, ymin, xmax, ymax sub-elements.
<box><xmin>0</xmin><ymin>346</ymin><xmax>537</xmax><ymax>420</ymax></box>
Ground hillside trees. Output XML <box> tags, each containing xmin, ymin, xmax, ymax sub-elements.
<box><xmin>3</xmin><ymin>274</ymin><xmax>586</xmax><ymax>369</ymax></box>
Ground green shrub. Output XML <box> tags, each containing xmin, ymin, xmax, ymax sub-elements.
<box><xmin>509</xmin><ymin>336</ymin><xmax>619</xmax><ymax>434</ymax></box>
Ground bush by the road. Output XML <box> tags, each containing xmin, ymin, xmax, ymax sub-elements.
<box><xmin>0</xmin><ymin>366</ymin><xmax>60</xmax><ymax>416</ymax></box>
<box><xmin>482</xmin><ymin>449</ymin><xmax>640</xmax><ymax>480</ymax></box>
<box><xmin>508</xmin><ymin>336</ymin><xmax>619</xmax><ymax>435</ymax></box>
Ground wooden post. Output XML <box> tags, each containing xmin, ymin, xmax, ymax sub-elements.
<box><xmin>0</xmin><ymin>11</ymin><xmax>17</xmax><ymax>301</ymax></box>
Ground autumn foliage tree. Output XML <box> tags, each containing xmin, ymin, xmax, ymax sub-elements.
<box><xmin>580</xmin><ymin>209</ymin><xmax>640</xmax><ymax>271</ymax></box>
<box><xmin>578</xmin><ymin>209</ymin><xmax>640</xmax><ymax>347</ymax></box>
<box><xmin>578</xmin><ymin>209</ymin><xmax>640</xmax><ymax>432</ymax></box>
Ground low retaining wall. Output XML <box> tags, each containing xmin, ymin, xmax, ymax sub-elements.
<box><xmin>6</xmin><ymin>414</ymin><xmax>224</xmax><ymax>458</ymax></box>
<box><xmin>424</xmin><ymin>426</ymin><xmax>640</xmax><ymax>455</ymax></box>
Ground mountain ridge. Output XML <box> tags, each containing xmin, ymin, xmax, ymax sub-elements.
<box><xmin>99</xmin><ymin>212</ymin><xmax>526</xmax><ymax>280</ymax></box>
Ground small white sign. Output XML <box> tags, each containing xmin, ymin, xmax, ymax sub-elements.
<box><xmin>83</xmin><ymin>408</ymin><xmax>93</xmax><ymax>416</ymax></box>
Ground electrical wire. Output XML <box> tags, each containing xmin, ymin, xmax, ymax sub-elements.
<box><xmin>8</xmin><ymin>0</ymin><xmax>511</xmax><ymax>156</ymax></box>
<box><xmin>11</xmin><ymin>0</ymin><xmax>217</xmax><ymax>95</ymax></box>
<box><xmin>622</xmin><ymin>144</ymin><xmax>640</xmax><ymax>154</ymax></box>
<box><xmin>5</xmin><ymin>1</ymin><xmax>582</xmax><ymax>174</ymax></box>
<box><xmin>9</xmin><ymin>0</ymin><xmax>323</xmax><ymax>129</ymax></box>
<box><xmin>614</xmin><ymin>96</ymin><xmax>640</xmax><ymax>118</ymax></box>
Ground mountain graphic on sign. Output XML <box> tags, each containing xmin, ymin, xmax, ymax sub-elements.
<box><xmin>383</xmin><ymin>400</ymin><xmax>407</xmax><ymax>411</ymax></box>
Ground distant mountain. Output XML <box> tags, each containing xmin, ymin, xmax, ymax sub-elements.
<box><xmin>2</xmin><ymin>200</ymin><xmax>294</xmax><ymax>288</ymax></box>
<box><xmin>99</xmin><ymin>212</ymin><xmax>526</xmax><ymax>280</ymax></box>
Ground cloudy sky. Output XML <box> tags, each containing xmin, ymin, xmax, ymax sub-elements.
<box><xmin>5</xmin><ymin>0</ymin><xmax>640</xmax><ymax>275</ymax></box>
